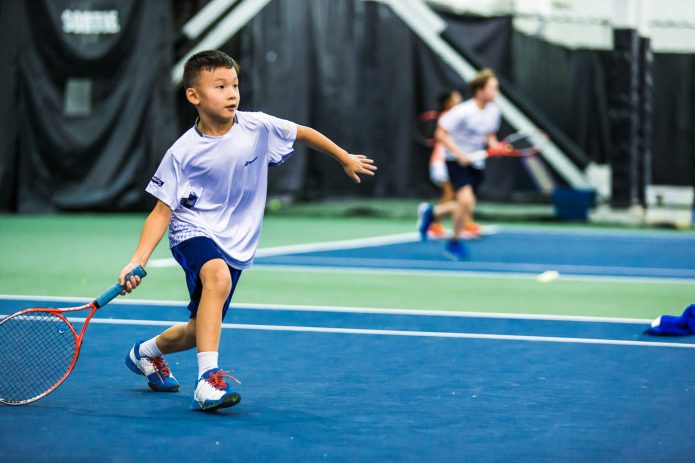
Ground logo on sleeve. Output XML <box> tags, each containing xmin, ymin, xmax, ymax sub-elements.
<box><xmin>150</xmin><ymin>176</ymin><xmax>164</xmax><ymax>187</ymax></box>
<box><xmin>244</xmin><ymin>156</ymin><xmax>258</xmax><ymax>167</ymax></box>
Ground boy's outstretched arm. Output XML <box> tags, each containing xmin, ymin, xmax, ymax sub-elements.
<box><xmin>295</xmin><ymin>125</ymin><xmax>377</xmax><ymax>183</ymax></box>
<box><xmin>118</xmin><ymin>200</ymin><xmax>172</xmax><ymax>294</ymax></box>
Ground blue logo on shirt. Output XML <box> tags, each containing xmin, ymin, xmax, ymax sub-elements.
<box><xmin>150</xmin><ymin>176</ymin><xmax>164</xmax><ymax>187</ymax></box>
<box><xmin>180</xmin><ymin>192</ymin><xmax>198</xmax><ymax>209</ymax></box>
<box><xmin>244</xmin><ymin>156</ymin><xmax>258</xmax><ymax>167</ymax></box>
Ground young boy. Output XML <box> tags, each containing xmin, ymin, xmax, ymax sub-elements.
<box><xmin>417</xmin><ymin>69</ymin><xmax>500</xmax><ymax>260</ymax></box>
<box><xmin>118</xmin><ymin>50</ymin><xmax>376</xmax><ymax>412</ymax></box>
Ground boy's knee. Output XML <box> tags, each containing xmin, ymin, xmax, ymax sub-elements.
<box><xmin>458</xmin><ymin>186</ymin><xmax>474</xmax><ymax>202</ymax></box>
<box><xmin>201</xmin><ymin>260</ymin><xmax>232</xmax><ymax>295</ymax></box>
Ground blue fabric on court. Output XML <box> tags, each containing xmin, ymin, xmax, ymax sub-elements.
<box><xmin>645</xmin><ymin>304</ymin><xmax>695</xmax><ymax>336</ymax></box>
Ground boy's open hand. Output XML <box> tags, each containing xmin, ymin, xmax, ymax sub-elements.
<box><xmin>343</xmin><ymin>154</ymin><xmax>377</xmax><ymax>183</ymax></box>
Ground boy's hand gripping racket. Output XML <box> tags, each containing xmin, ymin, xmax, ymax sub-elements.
<box><xmin>0</xmin><ymin>266</ymin><xmax>146</xmax><ymax>406</ymax></box>
<box><xmin>467</xmin><ymin>130</ymin><xmax>549</xmax><ymax>163</ymax></box>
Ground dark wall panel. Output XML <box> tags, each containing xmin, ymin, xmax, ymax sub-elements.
<box><xmin>0</xmin><ymin>0</ymin><xmax>177</xmax><ymax>212</ymax></box>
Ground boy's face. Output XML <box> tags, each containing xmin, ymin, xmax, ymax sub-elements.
<box><xmin>186</xmin><ymin>66</ymin><xmax>240</xmax><ymax>124</ymax></box>
<box><xmin>478</xmin><ymin>77</ymin><xmax>499</xmax><ymax>103</ymax></box>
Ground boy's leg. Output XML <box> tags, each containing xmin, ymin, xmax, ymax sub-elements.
<box><xmin>439</xmin><ymin>180</ymin><xmax>455</xmax><ymax>204</ymax></box>
<box><xmin>156</xmin><ymin>319</ymin><xmax>197</xmax><ymax>353</ymax></box>
<box><xmin>196</xmin><ymin>258</ymin><xmax>231</xmax><ymax>353</ymax></box>
<box><xmin>462</xmin><ymin>168</ymin><xmax>484</xmax><ymax>234</ymax></box>
<box><xmin>452</xmin><ymin>186</ymin><xmax>471</xmax><ymax>238</ymax></box>
<box><xmin>443</xmin><ymin>186</ymin><xmax>469</xmax><ymax>261</ymax></box>
<box><xmin>192</xmin><ymin>258</ymin><xmax>241</xmax><ymax>412</ymax></box>
<box><xmin>459</xmin><ymin>185</ymin><xmax>476</xmax><ymax>231</ymax></box>
<box><xmin>433</xmin><ymin>200</ymin><xmax>458</xmax><ymax>219</ymax></box>
<box><xmin>429</xmin><ymin>181</ymin><xmax>456</xmax><ymax>237</ymax></box>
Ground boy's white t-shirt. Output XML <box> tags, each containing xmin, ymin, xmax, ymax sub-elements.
<box><xmin>146</xmin><ymin>111</ymin><xmax>297</xmax><ymax>269</ymax></box>
<box><xmin>437</xmin><ymin>99</ymin><xmax>501</xmax><ymax>169</ymax></box>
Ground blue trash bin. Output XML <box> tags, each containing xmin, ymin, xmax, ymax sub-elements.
<box><xmin>552</xmin><ymin>187</ymin><xmax>597</xmax><ymax>221</ymax></box>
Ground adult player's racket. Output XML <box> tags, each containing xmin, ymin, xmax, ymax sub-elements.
<box><xmin>467</xmin><ymin>130</ymin><xmax>549</xmax><ymax>163</ymax></box>
<box><xmin>0</xmin><ymin>266</ymin><xmax>146</xmax><ymax>406</ymax></box>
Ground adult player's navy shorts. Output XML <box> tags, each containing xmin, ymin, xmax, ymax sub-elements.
<box><xmin>171</xmin><ymin>236</ymin><xmax>242</xmax><ymax>319</ymax></box>
<box><xmin>445</xmin><ymin>161</ymin><xmax>485</xmax><ymax>194</ymax></box>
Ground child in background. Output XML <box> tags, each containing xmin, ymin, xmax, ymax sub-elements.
<box><xmin>427</xmin><ymin>89</ymin><xmax>462</xmax><ymax>238</ymax></box>
<box><xmin>418</xmin><ymin>69</ymin><xmax>501</xmax><ymax>260</ymax></box>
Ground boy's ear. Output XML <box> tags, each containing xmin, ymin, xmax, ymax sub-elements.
<box><xmin>185</xmin><ymin>87</ymin><xmax>199</xmax><ymax>106</ymax></box>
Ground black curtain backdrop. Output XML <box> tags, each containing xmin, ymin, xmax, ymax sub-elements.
<box><xmin>511</xmin><ymin>30</ymin><xmax>694</xmax><ymax>189</ymax></box>
<box><xmin>231</xmin><ymin>0</ymin><xmax>423</xmax><ymax>199</ymax></box>
<box><xmin>2</xmin><ymin>0</ymin><xmax>693</xmax><ymax>212</ymax></box>
<box><xmin>201</xmin><ymin>1</ymin><xmax>535</xmax><ymax>201</ymax></box>
<box><xmin>0</xmin><ymin>0</ymin><xmax>177</xmax><ymax>212</ymax></box>
<box><xmin>651</xmin><ymin>53</ymin><xmax>695</xmax><ymax>186</ymax></box>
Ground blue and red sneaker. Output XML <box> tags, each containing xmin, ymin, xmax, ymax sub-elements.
<box><xmin>125</xmin><ymin>341</ymin><xmax>180</xmax><ymax>392</ymax></box>
<box><xmin>192</xmin><ymin>368</ymin><xmax>241</xmax><ymax>412</ymax></box>
<box><xmin>444</xmin><ymin>239</ymin><xmax>468</xmax><ymax>261</ymax></box>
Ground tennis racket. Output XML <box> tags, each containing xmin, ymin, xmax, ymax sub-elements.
<box><xmin>467</xmin><ymin>130</ymin><xmax>549</xmax><ymax>163</ymax></box>
<box><xmin>414</xmin><ymin>110</ymin><xmax>440</xmax><ymax>148</ymax></box>
<box><xmin>0</xmin><ymin>266</ymin><xmax>146</xmax><ymax>406</ymax></box>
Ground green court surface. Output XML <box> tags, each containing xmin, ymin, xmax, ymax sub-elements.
<box><xmin>0</xmin><ymin>209</ymin><xmax>692</xmax><ymax>320</ymax></box>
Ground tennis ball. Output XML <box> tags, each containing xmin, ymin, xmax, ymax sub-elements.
<box><xmin>269</xmin><ymin>198</ymin><xmax>282</xmax><ymax>211</ymax></box>
<box><xmin>536</xmin><ymin>270</ymin><xmax>559</xmax><ymax>283</ymax></box>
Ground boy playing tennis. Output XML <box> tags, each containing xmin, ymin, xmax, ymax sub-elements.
<box><xmin>118</xmin><ymin>50</ymin><xmax>376</xmax><ymax>411</ymax></box>
<box><xmin>417</xmin><ymin>69</ymin><xmax>500</xmax><ymax>260</ymax></box>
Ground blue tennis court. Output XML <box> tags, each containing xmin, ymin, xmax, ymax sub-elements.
<box><xmin>1</xmin><ymin>297</ymin><xmax>694</xmax><ymax>462</ymax></box>
<box><xmin>257</xmin><ymin>228</ymin><xmax>695</xmax><ymax>279</ymax></box>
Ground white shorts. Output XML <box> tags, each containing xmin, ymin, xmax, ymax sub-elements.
<box><xmin>429</xmin><ymin>162</ymin><xmax>449</xmax><ymax>187</ymax></box>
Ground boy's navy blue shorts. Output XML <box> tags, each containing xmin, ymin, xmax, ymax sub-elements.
<box><xmin>446</xmin><ymin>161</ymin><xmax>485</xmax><ymax>194</ymax></box>
<box><xmin>170</xmin><ymin>236</ymin><xmax>242</xmax><ymax>319</ymax></box>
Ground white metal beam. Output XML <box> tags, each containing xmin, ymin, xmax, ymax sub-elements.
<box><xmin>171</xmin><ymin>0</ymin><xmax>273</xmax><ymax>87</ymax></box>
<box><xmin>181</xmin><ymin>0</ymin><xmax>239</xmax><ymax>40</ymax></box>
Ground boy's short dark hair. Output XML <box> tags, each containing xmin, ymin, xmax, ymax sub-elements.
<box><xmin>183</xmin><ymin>50</ymin><xmax>240</xmax><ymax>88</ymax></box>
<box><xmin>469</xmin><ymin>68</ymin><xmax>496</xmax><ymax>95</ymax></box>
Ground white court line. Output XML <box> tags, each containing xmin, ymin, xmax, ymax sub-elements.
<box><xmin>249</xmin><ymin>263</ymin><xmax>695</xmax><ymax>285</ymax></box>
<box><xmin>255</xmin><ymin>257</ymin><xmax>695</xmax><ymax>280</ymax></box>
<box><xmin>146</xmin><ymin>229</ymin><xmax>695</xmax><ymax>282</ymax></box>
<box><xmin>0</xmin><ymin>295</ymin><xmax>652</xmax><ymax>324</ymax></box>
<box><xmin>54</xmin><ymin>316</ymin><xmax>695</xmax><ymax>349</ymax></box>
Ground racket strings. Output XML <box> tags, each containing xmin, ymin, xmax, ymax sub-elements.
<box><xmin>0</xmin><ymin>312</ymin><xmax>77</xmax><ymax>404</ymax></box>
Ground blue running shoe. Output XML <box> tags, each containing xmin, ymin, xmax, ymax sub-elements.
<box><xmin>125</xmin><ymin>341</ymin><xmax>180</xmax><ymax>392</ymax></box>
<box><xmin>444</xmin><ymin>239</ymin><xmax>468</xmax><ymax>261</ymax></box>
<box><xmin>192</xmin><ymin>368</ymin><xmax>241</xmax><ymax>412</ymax></box>
<box><xmin>417</xmin><ymin>202</ymin><xmax>435</xmax><ymax>241</ymax></box>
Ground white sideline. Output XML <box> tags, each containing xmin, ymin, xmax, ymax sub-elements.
<box><xmin>48</xmin><ymin>316</ymin><xmax>695</xmax><ymax>350</ymax></box>
<box><xmin>0</xmin><ymin>295</ymin><xmax>652</xmax><ymax>324</ymax></box>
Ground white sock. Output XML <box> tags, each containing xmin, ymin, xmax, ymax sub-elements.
<box><xmin>138</xmin><ymin>337</ymin><xmax>164</xmax><ymax>358</ymax></box>
<box><xmin>197</xmin><ymin>351</ymin><xmax>219</xmax><ymax>378</ymax></box>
